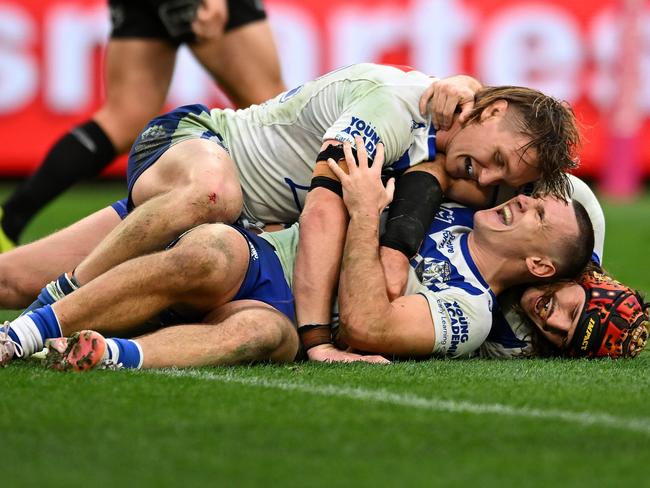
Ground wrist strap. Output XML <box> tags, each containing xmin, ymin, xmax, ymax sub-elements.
<box><xmin>298</xmin><ymin>323</ymin><xmax>332</xmax><ymax>350</ymax></box>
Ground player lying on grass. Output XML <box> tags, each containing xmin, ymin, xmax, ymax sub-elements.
<box><xmin>29</xmin><ymin>262</ymin><xmax>650</xmax><ymax>369</ymax></box>
<box><xmin>0</xmin><ymin>65</ymin><xmax>580</xmax><ymax>364</ymax></box>
<box><xmin>323</xmin><ymin>138</ymin><xmax>638</xmax><ymax>360</ymax></box>
<box><xmin>0</xmin><ymin>139</ymin><xmax>595</xmax><ymax>369</ymax></box>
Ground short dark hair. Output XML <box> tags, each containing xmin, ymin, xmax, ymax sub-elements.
<box><xmin>553</xmin><ymin>200</ymin><xmax>594</xmax><ymax>279</ymax></box>
<box><xmin>465</xmin><ymin>86</ymin><xmax>580</xmax><ymax>199</ymax></box>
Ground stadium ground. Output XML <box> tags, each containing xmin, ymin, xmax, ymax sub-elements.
<box><xmin>1</xmin><ymin>182</ymin><xmax>648</xmax><ymax>487</ymax></box>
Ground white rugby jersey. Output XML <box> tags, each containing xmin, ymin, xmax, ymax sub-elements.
<box><xmin>403</xmin><ymin>202</ymin><xmax>496</xmax><ymax>358</ymax></box>
<box><xmin>210</xmin><ymin>63</ymin><xmax>436</xmax><ymax>224</ymax></box>
<box><xmin>479</xmin><ymin>175</ymin><xmax>605</xmax><ymax>358</ymax></box>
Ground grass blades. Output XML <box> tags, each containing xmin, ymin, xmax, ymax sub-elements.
<box><xmin>0</xmin><ymin>182</ymin><xmax>649</xmax><ymax>486</ymax></box>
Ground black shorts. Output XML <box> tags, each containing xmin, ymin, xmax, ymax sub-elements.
<box><xmin>109</xmin><ymin>0</ymin><xmax>267</xmax><ymax>46</ymax></box>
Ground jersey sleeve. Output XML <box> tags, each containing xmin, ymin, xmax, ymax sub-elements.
<box><xmin>479</xmin><ymin>289</ymin><xmax>544</xmax><ymax>359</ymax></box>
<box><xmin>415</xmin><ymin>286</ymin><xmax>492</xmax><ymax>358</ymax></box>
<box><xmin>322</xmin><ymin>86</ymin><xmax>414</xmax><ymax>170</ymax></box>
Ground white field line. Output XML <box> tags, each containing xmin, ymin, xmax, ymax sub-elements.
<box><xmin>150</xmin><ymin>368</ymin><xmax>650</xmax><ymax>436</ymax></box>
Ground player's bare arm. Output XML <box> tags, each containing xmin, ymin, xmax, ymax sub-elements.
<box><xmin>292</xmin><ymin>140</ymin><xmax>351</xmax><ymax>360</ymax></box>
<box><xmin>328</xmin><ymin>138</ymin><xmax>436</xmax><ymax>357</ymax></box>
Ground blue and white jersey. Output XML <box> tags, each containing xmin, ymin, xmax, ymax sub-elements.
<box><xmin>403</xmin><ymin>202</ymin><xmax>496</xmax><ymax>358</ymax></box>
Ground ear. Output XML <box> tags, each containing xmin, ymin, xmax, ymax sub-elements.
<box><xmin>525</xmin><ymin>256</ymin><xmax>556</xmax><ymax>279</ymax></box>
<box><xmin>480</xmin><ymin>99</ymin><xmax>509</xmax><ymax>121</ymax></box>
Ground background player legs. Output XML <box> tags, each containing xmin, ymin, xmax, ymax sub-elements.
<box><xmin>0</xmin><ymin>39</ymin><xmax>177</xmax><ymax>247</ymax></box>
<box><xmin>137</xmin><ymin>301</ymin><xmax>299</xmax><ymax>368</ymax></box>
<box><xmin>192</xmin><ymin>20</ymin><xmax>286</xmax><ymax>107</ymax></box>
<box><xmin>72</xmin><ymin>139</ymin><xmax>243</xmax><ymax>285</ymax></box>
<box><xmin>0</xmin><ymin>4</ymin><xmax>286</xmax><ymax>250</ymax></box>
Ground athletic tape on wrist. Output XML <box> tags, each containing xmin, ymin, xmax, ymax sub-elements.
<box><xmin>298</xmin><ymin>323</ymin><xmax>333</xmax><ymax>350</ymax></box>
<box><xmin>310</xmin><ymin>144</ymin><xmax>375</xmax><ymax>196</ymax></box>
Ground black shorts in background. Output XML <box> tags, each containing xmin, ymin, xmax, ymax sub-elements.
<box><xmin>109</xmin><ymin>0</ymin><xmax>268</xmax><ymax>45</ymax></box>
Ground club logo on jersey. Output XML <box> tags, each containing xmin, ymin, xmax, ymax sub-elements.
<box><xmin>338</xmin><ymin>116</ymin><xmax>382</xmax><ymax>157</ymax></box>
<box><xmin>140</xmin><ymin>124</ymin><xmax>167</xmax><ymax>141</ymax></box>
<box><xmin>415</xmin><ymin>257</ymin><xmax>451</xmax><ymax>287</ymax></box>
<box><xmin>444</xmin><ymin>301</ymin><xmax>470</xmax><ymax>354</ymax></box>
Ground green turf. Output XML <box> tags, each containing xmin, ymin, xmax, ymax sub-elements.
<box><xmin>3</xmin><ymin>357</ymin><xmax>649</xmax><ymax>488</ymax></box>
<box><xmin>1</xmin><ymin>182</ymin><xmax>649</xmax><ymax>487</ymax></box>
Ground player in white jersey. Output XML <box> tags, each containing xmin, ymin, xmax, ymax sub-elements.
<box><xmin>126</xmin><ymin>63</ymin><xmax>439</xmax><ymax>225</ymax></box>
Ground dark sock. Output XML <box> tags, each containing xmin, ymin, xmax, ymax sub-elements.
<box><xmin>1</xmin><ymin>120</ymin><xmax>116</xmax><ymax>242</ymax></box>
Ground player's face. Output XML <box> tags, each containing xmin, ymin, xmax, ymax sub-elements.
<box><xmin>443</xmin><ymin>106</ymin><xmax>540</xmax><ymax>188</ymax></box>
<box><xmin>473</xmin><ymin>195</ymin><xmax>578</xmax><ymax>256</ymax></box>
<box><xmin>520</xmin><ymin>282</ymin><xmax>586</xmax><ymax>348</ymax></box>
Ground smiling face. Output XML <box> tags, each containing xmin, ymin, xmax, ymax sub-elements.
<box><xmin>473</xmin><ymin>195</ymin><xmax>579</xmax><ymax>277</ymax></box>
<box><xmin>520</xmin><ymin>282</ymin><xmax>586</xmax><ymax>349</ymax></box>
<box><xmin>443</xmin><ymin>100</ymin><xmax>541</xmax><ymax>188</ymax></box>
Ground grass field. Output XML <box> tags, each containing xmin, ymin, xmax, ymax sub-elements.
<box><xmin>1</xmin><ymin>182</ymin><xmax>649</xmax><ymax>487</ymax></box>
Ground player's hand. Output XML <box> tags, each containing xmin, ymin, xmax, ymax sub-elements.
<box><xmin>307</xmin><ymin>343</ymin><xmax>391</xmax><ymax>364</ymax></box>
<box><xmin>419</xmin><ymin>75</ymin><xmax>482</xmax><ymax>131</ymax></box>
<box><xmin>380</xmin><ymin>246</ymin><xmax>410</xmax><ymax>300</ymax></box>
<box><xmin>192</xmin><ymin>0</ymin><xmax>228</xmax><ymax>41</ymax></box>
<box><xmin>327</xmin><ymin>137</ymin><xmax>395</xmax><ymax>218</ymax></box>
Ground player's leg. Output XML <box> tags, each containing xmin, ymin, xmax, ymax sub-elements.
<box><xmin>0</xmin><ymin>205</ymin><xmax>122</xmax><ymax>309</ymax></box>
<box><xmin>139</xmin><ymin>300</ymin><xmax>299</xmax><ymax>367</ymax></box>
<box><xmin>0</xmin><ymin>39</ymin><xmax>176</xmax><ymax>247</ymax></box>
<box><xmin>191</xmin><ymin>14</ymin><xmax>285</xmax><ymax>107</ymax></box>
<box><xmin>2</xmin><ymin>223</ymin><xmax>250</xmax><ymax>363</ymax></box>
<box><xmin>72</xmin><ymin>137</ymin><xmax>244</xmax><ymax>285</ymax></box>
<box><xmin>93</xmin><ymin>38</ymin><xmax>177</xmax><ymax>153</ymax></box>
<box><xmin>43</xmin><ymin>300</ymin><xmax>298</xmax><ymax>371</ymax></box>
<box><xmin>60</xmin><ymin>222</ymin><xmax>249</xmax><ymax>335</ymax></box>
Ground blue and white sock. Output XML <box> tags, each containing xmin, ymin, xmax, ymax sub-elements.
<box><xmin>8</xmin><ymin>305</ymin><xmax>62</xmax><ymax>357</ymax></box>
<box><xmin>104</xmin><ymin>338</ymin><xmax>143</xmax><ymax>369</ymax></box>
<box><xmin>22</xmin><ymin>273</ymin><xmax>80</xmax><ymax>316</ymax></box>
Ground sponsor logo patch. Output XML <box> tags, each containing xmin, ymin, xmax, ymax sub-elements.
<box><xmin>444</xmin><ymin>301</ymin><xmax>470</xmax><ymax>354</ymax></box>
<box><xmin>434</xmin><ymin>206</ymin><xmax>455</xmax><ymax>225</ymax></box>
<box><xmin>438</xmin><ymin>230</ymin><xmax>456</xmax><ymax>254</ymax></box>
<box><xmin>248</xmin><ymin>240</ymin><xmax>259</xmax><ymax>261</ymax></box>
<box><xmin>279</xmin><ymin>84</ymin><xmax>303</xmax><ymax>103</ymax></box>
<box><xmin>339</xmin><ymin>116</ymin><xmax>382</xmax><ymax>157</ymax></box>
<box><xmin>580</xmin><ymin>317</ymin><xmax>596</xmax><ymax>351</ymax></box>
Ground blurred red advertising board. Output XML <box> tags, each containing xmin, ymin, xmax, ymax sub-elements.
<box><xmin>0</xmin><ymin>0</ymin><xmax>648</xmax><ymax>179</ymax></box>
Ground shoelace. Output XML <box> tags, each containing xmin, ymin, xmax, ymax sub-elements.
<box><xmin>1</xmin><ymin>321</ymin><xmax>23</xmax><ymax>359</ymax></box>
